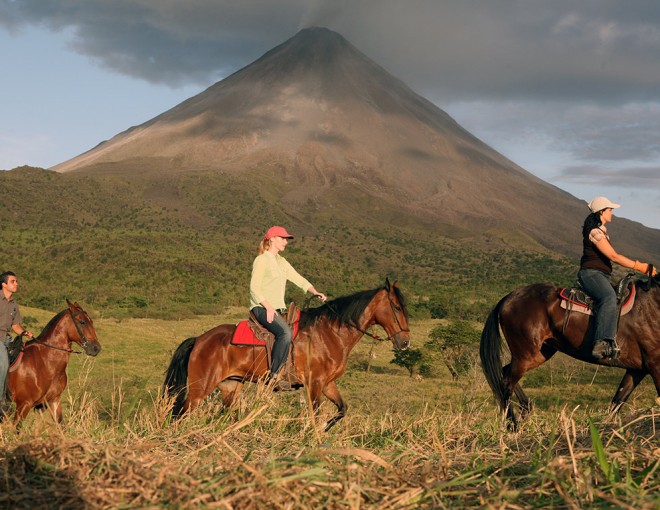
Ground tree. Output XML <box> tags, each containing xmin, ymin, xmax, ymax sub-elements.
<box><xmin>390</xmin><ymin>348</ymin><xmax>425</xmax><ymax>377</ymax></box>
<box><xmin>425</xmin><ymin>320</ymin><xmax>481</xmax><ymax>379</ymax></box>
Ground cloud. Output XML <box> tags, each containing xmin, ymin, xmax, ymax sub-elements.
<box><xmin>557</xmin><ymin>165</ymin><xmax>660</xmax><ymax>188</ymax></box>
<box><xmin>551</xmin><ymin>103</ymin><xmax>660</xmax><ymax>162</ymax></box>
<box><xmin>442</xmin><ymin>99</ymin><xmax>660</xmax><ymax>169</ymax></box>
<box><xmin>2</xmin><ymin>0</ymin><xmax>660</xmax><ymax>103</ymax></box>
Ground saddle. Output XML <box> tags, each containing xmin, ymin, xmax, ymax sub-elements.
<box><xmin>559</xmin><ymin>274</ymin><xmax>636</xmax><ymax>317</ymax></box>
<box><xmin>230</xmin><ymin>303</ymin><xmax>301</xmax><ymax>384</ymax></box>
<box><xmin>6</xmin><ymin>335</ymin><xmax>25</xmax><ymax>372</ymax></box>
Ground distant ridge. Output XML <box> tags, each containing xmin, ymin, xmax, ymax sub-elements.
<box><xmin>52</xmin><ymin>27</ymin><xmax>660</xmax><ymax>258</ymax></box>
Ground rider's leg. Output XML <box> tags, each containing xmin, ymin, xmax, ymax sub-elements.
<box><xmin>0</xmin><ymin>341</ymin><xmax>10</xmax><ymax>417</ymax></box>
<box><xmin>578</xmin><ymin>269</ymin><xmax>619</xmax><ymax>359</ymax></box>
<box><xmin>251</xmin><ymin>307</ymin><xmax>293</xmax><ymax>388</ymax></box>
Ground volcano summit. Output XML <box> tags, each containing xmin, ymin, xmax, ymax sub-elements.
<box><xmin>52</xmin><ymin>27</ymin><xmax>659</xmax><ymax>258</ymax></box>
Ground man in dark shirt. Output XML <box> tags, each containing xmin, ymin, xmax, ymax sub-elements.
<box><xmin>0</xmin><ymin>271</ymin><xmax>33</xmax><ymax>415</ymax></box>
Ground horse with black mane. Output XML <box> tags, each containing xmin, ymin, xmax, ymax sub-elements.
<box><xmin>480</xmin><ymin>273</ymin><xmax>660</xmax><ymax>428</ymax></box>
<box><xmin>5</xmin><ymin>300</ymin><xmax>101</xmax><ymax>425</ymax></box>
<box><xmin>163</xmin><ymin>279</ymin><xmax>410</xmax><ymax>430</ymax></box>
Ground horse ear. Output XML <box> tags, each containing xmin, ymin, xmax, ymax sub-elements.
<box><xmin>66</xmin><ymin>298</ymin><xmax>73</xmax><ymax>308</ymax></box>
<box><xmin>385</xmin><ymin>277</ymin><xmax>391</xmax><ymax>288</ymax></box>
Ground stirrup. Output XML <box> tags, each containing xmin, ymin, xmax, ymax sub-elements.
<box><xmin>592</xmin><ymin>339</ymin><xmax>619</xmax><ymax>360</ymax></box>
<box><xmin>609</xmin><ymin>340</ymin><xmax>621</xmax><ymax>360</ymax></box>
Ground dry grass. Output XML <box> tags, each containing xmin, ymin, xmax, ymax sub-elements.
<box><xmin>1</xmin><ymin>387</ymin><xmax>658</xmax><ymax>508</ymax></box>
<box><xmin>1</xmin><ymin>312</ymin><xmax>658</xmax><ymax>509</ymax></box>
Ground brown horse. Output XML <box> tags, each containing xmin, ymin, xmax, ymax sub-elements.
<box><xmin>480</xmin><ymin>275</ymin><xmax>660</xmax><ymax>428</ymax></box>
<box><xmin>5</xmin><ymin>300</ymin><xmax>101</xmax><ymax>425</ymax></box>
<box><xmin>163</xmin><ymin>279</ymin><xmax>410</xmax><ymax>430</ymax></box>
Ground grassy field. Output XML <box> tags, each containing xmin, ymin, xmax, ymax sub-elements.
<box><xmin>1</xmin><ymin>306</ymin><xmax>658</xmax><ymax>509</ymax></box>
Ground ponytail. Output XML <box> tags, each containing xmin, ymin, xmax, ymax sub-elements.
<box><xmin>582</xmin><ymin>211</ymin><xmax>602</xmax><ymax>238</ymax></box>
<box><xmin>258</xmin><ymin>238</ymin><xmax>270</xmax><ymax>255</ymax></box>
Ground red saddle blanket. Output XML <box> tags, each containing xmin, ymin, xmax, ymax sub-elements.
<box><xmin>559</xmin><ymin>285</ymin><xmax>636</xmax><ymax>316</ymax></box>
<box><xmin>231</xmin><ymin>311</ymin><xmax>301</xmax><ymax>346</ymax></box>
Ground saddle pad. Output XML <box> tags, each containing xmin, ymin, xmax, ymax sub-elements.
<box><xmin>230</xmin><ymin>312</ymin><xmax>301</xmax><ymax>346</ymax></box>
<box><xmin>559</xmin><ymin>285</ymin><xmax>636</xmax><ymax>316</ymax></box>
<box><xmin>231</xmin><ymin>320</ymin><xmax>266</xmax><ymax>346</ymax></box>
<box><xmin>8</xmin><ymin>351</ymin><xmax>23</xmax><ymax>372</ymax></box>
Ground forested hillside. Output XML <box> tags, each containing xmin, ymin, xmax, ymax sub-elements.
<box><xmin>1</xmin><ymin>166</ymin><xmax>577</xmax><ymax>319</ymax></box>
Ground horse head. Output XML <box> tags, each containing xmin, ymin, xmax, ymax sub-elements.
<box><xmin>66</xmin><ymin>299</ymin><xmax>102</xmax><ymax>356</ymax></box>
<box><xmin>374</xmin><ymin>278</ymin><xmax>410</xmax><ymax>350</ymax></box>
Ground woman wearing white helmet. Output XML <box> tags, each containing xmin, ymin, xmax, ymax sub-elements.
<box><xmin>578</xmin><ymin>197</ymin><xmax>656</xmax><ymax>359</ymax></box>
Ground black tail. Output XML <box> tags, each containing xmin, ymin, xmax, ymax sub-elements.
<box><xmin>163</xmin><ymin>337</ymin><xmax>197</xmax><ymax>417</ymax></box>
<box><xmin>479</xmin><ymin>295</ymin><xmax>509</xmax><ymax>411</ymax></box>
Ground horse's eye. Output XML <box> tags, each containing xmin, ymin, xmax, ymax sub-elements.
<box><xmin>79</xmin><ymin>320</ymin><xmax>86</xmax><ymax>326</ymax></box>
<box><xmin>394</xmin><ymin>305</ymin><xmax>402</xmax><ymax>312</ymax></box>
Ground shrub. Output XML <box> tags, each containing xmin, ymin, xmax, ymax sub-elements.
<box><xmin>390</xmin><ymin>348</ymin><xmax>426</xmax><ymax>377</ymax></box>
<box><xmin>425</xmin><ymin>320</ymin><xmax>481</xmax><ymax>379</ymax></box>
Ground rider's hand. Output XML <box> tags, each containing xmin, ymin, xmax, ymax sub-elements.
<box><xmin>315</xmin><ymin>293</ymin><xmax>327</xmax><ymax>302</ymax></box>
<box><xmin>633</xmin><ymin>261</ymin><xmax>653</xmax><ymax>274</ymax></box>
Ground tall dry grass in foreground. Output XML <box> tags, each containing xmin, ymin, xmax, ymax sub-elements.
<box><xmin>0</xmin><ymin>379</ymin><xmax>658</xmax><ymax>509</ymax></box>
<box><xmin>1</xmin><ymin>310</ymin><xmax>658</xmax><ymax>508</ymax></box>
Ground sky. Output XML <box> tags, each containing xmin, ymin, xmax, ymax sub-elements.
<box><xmin>1</xmin><ymin>0</ymin><xmax>659</xmax><ymax>229</ymax></box>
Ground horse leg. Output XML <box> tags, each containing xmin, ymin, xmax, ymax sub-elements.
<box><xmin>500</xmin><ymin>363</ymin><xmax>519</xmax><ymax>428</ymax></box>
<box><xmin>219</xmin><ymin>380</ymin><xmax>244</xmax><ymax>408</ymax></box>
<box><xmin>513</xmin><ymin>384</ymin><xmax>533</xmax><ymax>420</ymax></box>
<box><xmin>302</xmin><ymin>379</ymin><xmax>333</xmax><ymax>429</ymax></box>
<box><xmin>41</xmin><ymin>397</ymin><xmax>64</xmax><ymax>424</ymax></box>
<box><xmin>13</xmin><ymin>400</ymin><xmax>33</xmax><ymax>427</ymax></box>
<box><xmin>610</xmin><ymin>369</ymin><xmax>646</xmax><ymax>414</ymax></box>
<box><xmin>184</xmin><ymin>340</ymin><xmax>231</xmax><ymax>414</ymax></box>
<box><xmin>320</xmin><ymin>381</ymin><xmax>347</xmax><ymax>431</ymax></box>
<box><xmin>502</xmin><ymin>358</ymin><xmax>543</xmax><ymax>429</ymax></box>
<box><xmin>186</xmin><ymin>381</ymin><xmax>212</xmax><ymax>413</ymax></box>
<box><xmin>646</xmin><ymin>360</ymin><xmax>660</xmax><ymax>401</ymax></box>
<box><xmin>513</xmin><ymin>345</ymin><xmax>556</xmax><ymax>420</ymax></box>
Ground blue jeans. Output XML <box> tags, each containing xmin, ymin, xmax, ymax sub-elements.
<box><xmin>0</xmin><ymin>339</ymin><xmax>8</xmax><ymax>405</ymax></box>
<box><xmin>251</xmin><ymin>307</ymin><xmax>292</xmax><ymax>376</ymax></box>
<box><xmin>578</xmin><ymin>269</ymin><xmax>618</xmax><ymax>341</ymax></box>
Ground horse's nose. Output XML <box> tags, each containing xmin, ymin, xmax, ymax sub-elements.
<box><xmin>86</xmin><ymin>341</ymin><xmax>102</xmax><ymax>357</ymax></box>
<box><xmin>396</xmin><ymin>334</ymin><xmax>410</xmax><ymax>350</ymax></box>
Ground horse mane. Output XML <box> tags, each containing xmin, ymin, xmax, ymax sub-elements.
<box><xmin>34</xmin><ymin>309</ymin><xmax>68</xmax><ymax>342</ymax></box>
<box><xmin>299</xmin><ymin>284</ymin><xmax>407</xmax><ymax>330</ymax></box>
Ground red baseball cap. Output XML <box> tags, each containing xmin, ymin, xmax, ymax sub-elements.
<box><xmin>264</xmin><ymin>226</ymin><xmax>294</xmax><ymax>240</ymax></box>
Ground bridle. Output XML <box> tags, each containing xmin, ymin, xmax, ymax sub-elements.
<box><xmin>28</xmin><ymin>308</ymin><xmax>94</xmax><ymax>355</ymax></box>
<box><xmin>324</xmin><ymin>290</ymin><xmax>410</xmax><ymax>343</ymax></box>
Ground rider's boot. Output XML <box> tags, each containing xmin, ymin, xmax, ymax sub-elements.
<box><xmin>592</xmin><ymin>338</ymin><xmax>620</xmax><ymax>360</ymax></box>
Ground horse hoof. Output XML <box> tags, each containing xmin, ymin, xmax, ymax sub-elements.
<box><xmin>273</xmin><ymin>380</ymin><xmax>295</xmax><ymax>391</ymax></box>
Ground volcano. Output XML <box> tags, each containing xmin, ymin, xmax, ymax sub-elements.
<box><xmin>52</xmin><ymin>27</ymin><xmax>659</xmax><ymax>258</ymax></box>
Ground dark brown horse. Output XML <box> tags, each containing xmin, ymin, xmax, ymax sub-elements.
<box><xmin>480</xmin><ymin>275</ymin><xmax>660</xmax><ymax>428</ymax></box>
<box><xmin>6</xmin><ymin>300</ymin><xmax>101</xmax><ymax>425</ymax></box>
<box><xmin>164</xmin><ymin>279</ymin><xmax>410</xmax><ymax>430</ymax></box>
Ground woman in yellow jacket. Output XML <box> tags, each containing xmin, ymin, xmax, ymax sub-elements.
<box><xmin>250</xmin><ymin>226</ymin><xmax>326</xmax><ymax>389</ymax></box>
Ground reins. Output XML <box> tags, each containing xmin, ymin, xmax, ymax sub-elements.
<box><xmin>28</xmin><ymin>339</ymin><xmax>82</xmax><ymax>354</ymax></box>
<box><xmin>315</xmin><ymin>291</ymin><xmax>409</xmax><ymax>343</ymax></box>
<box><xmin>23</xmin><ymin>307</ymin><xmax>94</xmax><ymax>355</ymax></box>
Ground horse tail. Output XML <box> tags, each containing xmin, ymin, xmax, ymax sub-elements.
<box><xmin>479</xmin><ymin>294</ymin><xmax>510</xmax><ymax>411</ymax></box>
<box><xmin>163</xmin><ymin>337</ymin><xmax>197</xmax><ymax>417</ymax></box>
